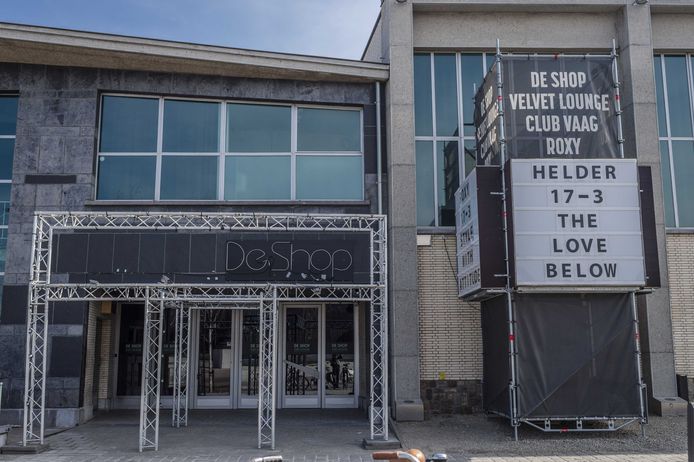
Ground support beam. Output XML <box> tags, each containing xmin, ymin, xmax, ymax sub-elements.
<box><xmin>139</xmin><ymin>291</ymin><xmax>164</xmax><ymax>451</ymax></box>
<box><xmin>22</xmin><ymin>286</ymin><xmax>48</xmax><ymax>446</ymax></box>
<box><xmin>172</xmin><ymin>305</ymin><xmax>190</xmax><ymax>428</ymax></box>
<box><xmin>258</xmin><ymin>288</ymin><xmax>277</xmax><ymax>449</ymax></box>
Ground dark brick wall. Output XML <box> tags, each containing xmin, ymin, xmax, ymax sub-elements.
<box><xmin>0</xmin><ymin>62</ymin><xmax>381</xmax><ymax>421</ymax></box>
<box><xmin>421</xmin><ymin>380</ymin><xmax>483</xmax><ymax>417</ymax></box>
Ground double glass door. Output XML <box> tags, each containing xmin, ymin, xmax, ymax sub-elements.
<box><xmin>281</xmin><ymin>304</ymin><xmax>357</xmax><ymax>408</ymax></box>
<box><xmin>194</xmin><ymin>309</ymin><xmax>259</xmax><ymax>408</ymax></box>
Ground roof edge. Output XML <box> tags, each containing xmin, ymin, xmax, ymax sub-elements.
<box><xmin>0</xmin><ymin>22</ymin><xmax>390</xmax><ymax>82</ymax></box>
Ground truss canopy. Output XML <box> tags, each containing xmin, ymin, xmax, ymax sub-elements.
<box><xmin>24</xmin><ymin>212</ymin><xmax>388</xmax><ymax>451</ymax></box>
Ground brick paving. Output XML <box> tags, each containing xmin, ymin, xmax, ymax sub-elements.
<box><xmin>0</xmin><ymin>411</ymin><xmax>687</xmax><ymax>462</ymax></box>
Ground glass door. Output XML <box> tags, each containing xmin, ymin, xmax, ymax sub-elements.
<box><xmin>324</xmin><ymin>304</ymin><xmax>357</xmax><ymax>407</ymax></box>
<box><xmin>196</xmin><ymin>309</ymin><xmax>234</xmax><ymax>407</ymax></box>
<box><xmin>238</xmin><ymin>310</ymin><xmax>260</xmax><ymax>408</ymax></box>
<box><xmin>282</xmin><ymin>306</ymin><xmax>321</xmax><ymax>407</ymax></box>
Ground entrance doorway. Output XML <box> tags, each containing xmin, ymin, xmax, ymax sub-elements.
<box><xmin>113</xmin><ymin>303</ymin><xmax>358</xmax><ymax>410</ymax></box>
<box><xmin>280</xmin><ymin>304</ymin><xmax>358</xmax><ymax>408</ymax></box>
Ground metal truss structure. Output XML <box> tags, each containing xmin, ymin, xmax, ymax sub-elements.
<box><xmin>23</xmin><ymin>212</ymin><xmax>388</xmax><ymax>451</ymax></box>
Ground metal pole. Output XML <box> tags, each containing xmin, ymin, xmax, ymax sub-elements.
<box><xmin>375</xmin><ymin>82</ymin><xmax>383</xmax><ymax>215</ymax></box>
<box><xmin>631</xmin><ymin>292</ymin><xmax>648</xmax><ymax>436</ymax></box>
<box><xmin>496</xmin><ymin>38</ymin><xmax>520</xmax><ymax>441</ymax></box>
<box><xmin>612</xmin><ymin>39</ymin><xmax>625</xmax><ymax>159</ymax></box>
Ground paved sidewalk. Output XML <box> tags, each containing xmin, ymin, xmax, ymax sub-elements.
<box><xmin>397</xmin><ymin>414</ymin><xmax>686</xmax><ymax>462</ymax></box>
<box><xmin>0</xmin><ymin>410</ymin><xmax>687</xmax><ymax>462</ymax></box>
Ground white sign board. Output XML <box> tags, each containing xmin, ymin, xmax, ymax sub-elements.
<box><xmin>455</xmin><ymin>172</ymin><xmax>481</xmax><ymax>296</ymax></box>
<box><xmin>511</xmin><ymin>158</ymin><xmax>645</xmax><ymax>287</ymax></box>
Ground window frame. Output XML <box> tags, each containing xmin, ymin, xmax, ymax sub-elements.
<box><xmin>414</xmin><ymin>52</ymin><xmax>493</xmax><ymax>228</ymax></box>
<box><xmin>96</xmin><ymin>94</ymin><xmax>364</xmax><ymax>202</ymax></box>
<box><xmin>655</xmin><ymin>54</ymin><xmax>694</xmax><ymax>229</ymax></box>
<box><xmin>0</xmin><ymin>94</ymin><xmax>18</xmax><ymax>283</ymax></box>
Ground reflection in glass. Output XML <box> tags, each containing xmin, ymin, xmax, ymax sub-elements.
<box><xmin>160</xmin><ymin>155</ymin><xmax>217</xmax><ymax>200</ymax></box>
<box><xmin>100</xmin><ymin>96</ymin><xmax>158</xmax><ymax>153</ymax></box>
<box><xmin>664</xmin><ymin>56</ymin><xmax>693</xmax><ymax>137</ymax></box>
<box><xmin>660</xmin><ymin>141</ymin><xmax>675</xmax><ymax>227</ymax></box>
<box><xmin>325</xmin><ymin>305</ymin><xmax>355</xmax><ymax>396</ymax></box>
<box><xmin>416</xmin><ymin>141</ymin><xmax>435</xmax><ymax>227</ymax></box>
<box><xmin>0</xmin><ymin>96</ymin><xmax>18</xmax><ymax>136</ymax></box>
<box><xmin>285</xmin><ymin>308</ymin><xmax>319</xmax><ymax>396</ymax></box>
<box><xmin>414</xmin><ymin>53</ymin><xmax>433</xmax><ymax>137</ymax></box>
<box><xmin>438</xmin><ymin>141</ymin><xmax>459</xmax><ymax>227</ymax></box>
<box><xmin>463</xmin><ymin>139</ymin><xmax>477</xmax><ymax>179</ymax></box>
<box><xmin>227</xmin><ymin>104</ymin><xmax>291</xmax><ymax>152</ymax></box>
<box><xmin>163</xmin><ymin>100</ymin><xmax>220</xmax><ymax>153</ymax></box>
<box><xmin>225</xmin><ymin>155</ymin><xmax>290</xmax><ymax>200</ymax></box>
<box><xmin>241</xmin><ymin>311</ymin><xmax>259</xmax><ymax>396</ymax></box>
<box><xmin>654</xmin><ymin>57</ymin><xmax>668</xmax><ymax>138</ymax></box>
<box><xmin>117</xmin><ymin>304</ymin><xmax>175</xmax><ymax>396</ymax></box>
<box><xmin>435</xmin><ymin>54</ymin><xmax>459</xmax><ymax>137</ymax></box>
<box><xmin>672</xmin><ymin>141</ymin><xmax>694</xmax><ymax>227</ymax></box>
<box><xmin>97</xmin><ymin>155</ymin><xmax>156</xmax><ymax>200</ymax></box>
<box><xmin>461</xmin><ymin>54</ymin><xmax>484</xmax><ymax>137</ymax></box>
<box><xmin>198</xmin><ymin>310</ymin><xmax>233</xmax><ymax>396</ymax></box>
<box><xmin>0</xmin><ymin>228</ymin><xmax>7</xmax><ymax>273</ymax></box>
<box><xmin>295</xmin><ymin>155</ymin><xmax>362</xmax><ymax>200</ymax></box>
<box><xmin>0</xmin><ymin>139</ymin><xmax>14</xmax><ymax>180</ymax></box>
<box><xmin>297</xmin><ymin>108</ymin><xmax>361</xmax><ymax>152</ymax></box>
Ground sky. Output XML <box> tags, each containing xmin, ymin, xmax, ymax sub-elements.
<box><xmin>0</xmin><ymin>0</ymin><xmax>381</xmax><ymax>60</ymax></box>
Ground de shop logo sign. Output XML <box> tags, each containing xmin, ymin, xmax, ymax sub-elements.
<box><xmin>225</xmin><ymin>235</ymin><xmax>367</xmax><ymax>283</ymax></box>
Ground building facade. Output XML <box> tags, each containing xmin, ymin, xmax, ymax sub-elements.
<box><xmin>0</xmin><ymin>0</ymin><xmax>694</xmax><ymax>439</ymax></box>
<box><xmin>0</xmin><ymin>24</ymin><xmax>389</xmax><ymax>429</ymax></box>
<box><xmin>363</xmin><ymin>0</ymin><xmax>693</xmax><ymax>419</ymax></box>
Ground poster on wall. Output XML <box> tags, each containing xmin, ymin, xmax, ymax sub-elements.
<box><xmin>501</xmin><ymin>56</ymin><xmax>621</xmax><ymax>160</ymax></box>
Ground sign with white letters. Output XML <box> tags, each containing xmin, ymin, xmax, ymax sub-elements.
<box><xmin>511</xmin><ymin>158</ymin><xmax>645</xmax><ymax>286</ymax></box>
<box><xmin>456</xmin><ymin>172</ymin><xmax>481</xmax><ymax>296</ymax></box>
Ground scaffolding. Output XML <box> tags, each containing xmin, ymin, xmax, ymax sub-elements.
<box><xmin>22</xmin><ymin>212</ymin><xmax>389</xmax><ymax>451</ymax></box>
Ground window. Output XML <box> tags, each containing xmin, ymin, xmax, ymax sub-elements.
<box><xmin>97</xmin><ymin>96</ymin><xmax>363</xmax><ymax>201</ymax></box>
<box><xmin>414</xmin><ymin>52</ymin><xmax>493</xmax><ymax>227</ymax></box>
<box><xmin>654</xmin><ymin>55</ymin><xmax>694</xmax><ymax>227</ymax></box>
<box><xmin>0</xmin><ymin>95</ymin><xmax>17</xmax><ymax>294</ymax></box>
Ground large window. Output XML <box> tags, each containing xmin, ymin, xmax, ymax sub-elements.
<box><xmin>0</xmin><ymin>95</ymin><xmax>17</xmax><ymax>295</ymax></box>
<box><xmin>97</xmin><ymin>95</ymin><xmax>363</xmax><ymax>201</ymax></box>
<box><xmin>654</xmin><ymin>55</ymin><xmax>694</xmax><ymax>228</ymax></box>
<box><xmin>414</xmin><ymin>53</ymin><xmax>494</xmax><ymax>227</ymax></box>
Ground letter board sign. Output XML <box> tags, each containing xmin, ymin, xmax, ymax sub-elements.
<box><xmin>502</xmin><ymin>56</ymin><xmax>620</xmax><ymax>160</ymax></box>
<box><xmin>510</xmin><ymin>158</ymin><xmax>645</xmax><ymax>286</ymax></box>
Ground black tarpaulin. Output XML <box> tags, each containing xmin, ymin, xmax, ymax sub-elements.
<box><xmin>514</xmin><ymin>293</ymin><xmax>641</xmax><ymax>419</ymax></box>
<box><xmin>481</xmin><ymin>294</ymin><xmax>511</xmax><ymax>416</ymax></box>
<box><xmin>482</xmin><ymin>293</ymin><xmax>643</xmax><ymax>421</ymax></box>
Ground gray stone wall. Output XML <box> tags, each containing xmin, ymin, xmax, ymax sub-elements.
<box><xmin>420</xmin><ymin>380</ymin><xmax>483</xmax><ymax>416</ymax></box>
<box><xmin>0</xmin><ymin>62</ymin><xmax>381</xmax><ymax>425</ymax></box>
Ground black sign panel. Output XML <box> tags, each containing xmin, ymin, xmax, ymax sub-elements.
<box><xmin>51</xmin><ymin>231</ymin><xmax>371</xmax><ymax>284</ymax></box>
<box><xmin>502</xmin><ymin>56</ymin><xmax>620</xmax><ymax>159</ymax></box>
<box><xmin>474</xmin><ymin>62</ymin><xmax>501</xmax><ymax>166</ymax></box>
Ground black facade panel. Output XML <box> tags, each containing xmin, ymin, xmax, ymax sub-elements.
<box><xmin>50</xmin><ymin>301</ymin><xmax>87</xmax><ymax>324</ymax></box>
<box><xmin>638</xmin><ymin>166</ymin><xmax>661</xmax><ymax>288</ymax></box>
<box><xmin>87</xmin><ymin>233</ymin><xmax>114</xmax><ymax>274</ymax></box>
<box><xmin>164</xmin><ymin>233</ymin><xmax>191</xmax><ymax>274</ymax></box>
<box><xmin>139</xmin><ymin>233</ymin><xmax>166</xmax><ymax>275</ymax></box>
<box><xmin>476</xmin><ymin>166</ymin><xmax>506</xmax><ymax>289</ymax></box>
<box><xmin>113</xmin><ymin>233</ymin><xmax>140</xmax><ymax>274</ymax></box>
<box><xmin>24</xmin><ymin>174</ymin><xmax>77</xmax><ymax>184</ymax></box>
<box><xmin>0</xmin><ymin>284</ymin><xmax>28</xmax><ymax>324</ymax></box>
<box><xmin>49</xmin><ymin>336</ymin><xmax>83</xmax><ymax>377</ymax></box>
<box><xmin>190</xmin><ymin>234</ymin><xmax>217</xmax><ymax>273</ymax></box>
<box><xmin>55</xmin><ymin>234</ymin><xmax>89</xmax><ymax>274</ymax></box>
